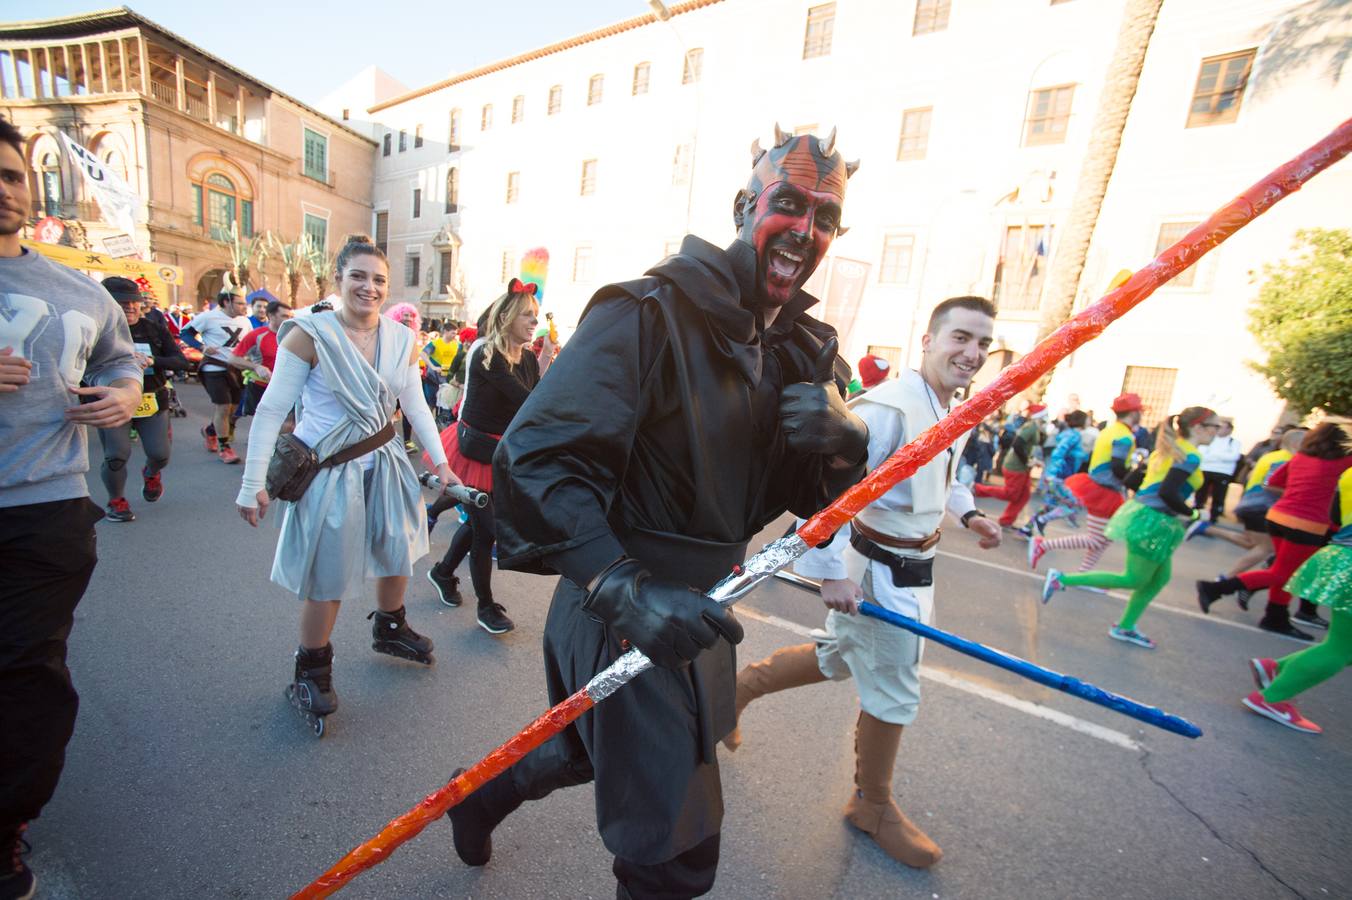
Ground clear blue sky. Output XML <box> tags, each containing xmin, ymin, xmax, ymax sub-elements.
<box><xmin>0</xmin><ymin>1</ymin><xmax>653</xmax><ymax>105</ymax></box>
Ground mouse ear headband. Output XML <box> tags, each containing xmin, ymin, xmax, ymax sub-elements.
<box><xmin>508</xmin><ymin>278</ymin><xmax>538</xmax><ymax>297</ymax></box>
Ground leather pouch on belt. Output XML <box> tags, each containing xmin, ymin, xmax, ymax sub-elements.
<box><xmin>849</xmin><ymin>530</ymin><xmax>935</xmax><ymax>588</ymax></box>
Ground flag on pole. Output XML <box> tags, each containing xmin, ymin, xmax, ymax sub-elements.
<box><xmin>58</xmin><ymin>132</ymin><xmax>141</xmax><ymax>250</ymax></box>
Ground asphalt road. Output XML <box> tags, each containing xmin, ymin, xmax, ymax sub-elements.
<box><xmin>25</xmin><ymin>384</ymin><xmax>1352</xmax><ymax>899</ymax></box>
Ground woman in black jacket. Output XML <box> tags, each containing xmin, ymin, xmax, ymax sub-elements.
<box><xmin>426</xmin><ymin>280</ymin><xmax>553</xmax><ymax>633</ymax></box>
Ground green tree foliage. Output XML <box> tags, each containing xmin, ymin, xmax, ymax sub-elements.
<box><xmin>1248</xmin><ymin>228</ymin><xmax>1352</xmax><ymax>415</ymax></box>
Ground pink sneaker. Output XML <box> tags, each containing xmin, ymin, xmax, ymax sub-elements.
<box><xmin>1241</xmin><ymin>691</ymin><xmax>1321</xmax><ymax>734</ymax></box>
<box><xmin>1028</xmin><ymin>536</ymin><xmax>1047</xmax><ymax>571</ymax></box>
<box><xmin>1249</xmin><ymin>658</ymin><xmax>1278</xmax><ymax>691</ymax></box>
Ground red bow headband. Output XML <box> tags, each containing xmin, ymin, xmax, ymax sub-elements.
<box><xmin>508</xmin><ymin>278</ymin><xmax>538</xmax><ymax>297</ymax></box>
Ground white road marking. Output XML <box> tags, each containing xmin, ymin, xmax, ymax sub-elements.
<box><xmin>935</xmin><ymin>549</ymin><xmax>1308</xmax><ymax>644</ymax></box>
<box><xmin>736</xmin><ymin>606</ymin><xmax>1144</xmax><ymax>752</ymax></box>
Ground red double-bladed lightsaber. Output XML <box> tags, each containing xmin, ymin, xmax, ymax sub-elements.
<box><xmin>292</xmin><ymin>116</ymin><xmax>1352</xmax><ymax>898</ymax></box>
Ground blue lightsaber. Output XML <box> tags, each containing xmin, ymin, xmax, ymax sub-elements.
<box><xmin>772</xmin><ymin>571</ymin><xmax>1202</xmax><ymax>739</ymax></box>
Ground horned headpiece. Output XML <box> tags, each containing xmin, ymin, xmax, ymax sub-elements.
<box><xmin>746</xmin><ymin>124</ymin><xmax>859</xmax><ymax>200</ymax></box>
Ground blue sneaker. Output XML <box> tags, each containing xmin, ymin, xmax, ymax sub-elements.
<box><xmin>1041</xmin><ymin>568</ymin><xmax>1063</xmax><ymax>604</ymax></box>
<box><xmin>1184</xmin><ymin>518</ymin><xmax>1210</xmax><ymax>541</ymax></box>
<box><xmin>1109</xmin><ymin>625</ymin><xmax>1156</xmax><ymax>649</ymax></box>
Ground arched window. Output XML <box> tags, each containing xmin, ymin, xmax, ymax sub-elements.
<box><xmin>445</xmin><ymin>167</ymin><xmax>458</xmax><ymax>213</ymax></box>
<box><xmin>192</xmin><ymin>171</ymin><xmax>253</xmax><ymax>239</ymax></box>
<box><xmin>38</xmin><ymin>152</ymin><xmax>61</xmax><ymax>216</ymax></box>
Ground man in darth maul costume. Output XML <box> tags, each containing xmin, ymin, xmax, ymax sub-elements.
<box><xmin>444</xmin><ymin>128</ymin><xmax>867</xmax><ymax>897</ymax></box>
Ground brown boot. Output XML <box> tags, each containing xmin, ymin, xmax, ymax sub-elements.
<box><xmin>722</xmin><ymin>643</ymin><xmax>826</xmax><ymax>751</ymax></box>
<box><xmin>843</xmin><ymin>711</ymin><xmax>942</xmax><ymax>868</ymax></box>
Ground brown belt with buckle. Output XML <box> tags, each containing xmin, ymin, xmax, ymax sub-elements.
<box><xmin>853</xmin><ymin>519</ymin><xmax>941</xmax><ymax>552</ymax></box>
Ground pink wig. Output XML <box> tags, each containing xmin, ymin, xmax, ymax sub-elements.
<box><xmin>384</xmin><ymin>302</ymin><xmax>422</xmax><ymax>332</ymax></box>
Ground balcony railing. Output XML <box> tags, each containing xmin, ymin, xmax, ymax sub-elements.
<box><xmin>184</xmin><ymin>94</ymin><xmax>209</xmax><ymax>122</ymax></box>
<box><xmin>149</xmin><ymin>80</ymin><xmax>177</xmax><ymax>107</ymax></box>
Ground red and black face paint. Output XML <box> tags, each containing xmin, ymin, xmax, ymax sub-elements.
<box><xmin>734</xmin><ymin>126</ymin><xmax>858</xmax><ymax>308</ymax></box>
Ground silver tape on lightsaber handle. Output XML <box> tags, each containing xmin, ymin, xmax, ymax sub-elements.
<box><xmin>583</xmin><ymin>532</ymin><xmax>811</xmax><ymax>702</ymax></box>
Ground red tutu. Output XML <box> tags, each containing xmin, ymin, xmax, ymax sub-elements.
<box><xmin>1066</xmin><ymin>472</ymin><xmax>1126</xmax><ymax>519</ymax></box>
<box><xmin>422</xmin><ymin>423</ymin><xmax>499</xmax><ymax>492</ymax></box>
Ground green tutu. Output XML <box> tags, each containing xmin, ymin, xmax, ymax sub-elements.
<box><xmin>1103</xmin><ymin>500</ymin><xmax>1186</xmax><ymax>563</ymax></box>
<box><xmin>1285</xmin><ymin>544</ymin><xmax>1352</xmax><ymax>612</ymax></box>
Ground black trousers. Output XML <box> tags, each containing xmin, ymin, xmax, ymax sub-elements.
<box><xmin>434</xmin><ymin>498</ymin><xmax>496</xmax><ymax>604</ymax></box>
<box><xmin>0</xmin><ymin>497</ymin><xmax>102</xmax><ymax>829</ymax></box>
<box><xmin>1195</xmin><ymin>471</ymin><xmax>1232</xmax><ymax>520</ymax></box>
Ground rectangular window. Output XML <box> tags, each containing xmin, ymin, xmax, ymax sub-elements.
<box><xmin>512</xmin><ymin>95</ymin><xmax>525</xmax><ymax>123</ymax></box>
<box><xmin>803</xmin><ymin>3</ymin><xmax>835</xmax><ymax>59</ymax></box>
<box><xmin>414</xmin><ymin>124</ymin><xmax>424</xmax><ymax>148</ymax></box>
<box><xmin>412</xmin><ymin>187</ymin><xmax>421</xmax><ymax>219</ymax></box>
<box><xmin>913</xmin><ymin>0</ymin><xmax>951</xmax><ymax>35</ymax></box>
<box><xmin>993</xmin><ymin>224</ymin><xmax>1053</xmax><ymax>311</ymax></box>
<box><xmin>375</xmin><ymin>211</ymin><xmax>389</xmax><ymax>255</ymax></box>
<box><xmin>448</xmin><ymin>109</ymin><xmax>461</xmax><ymax>148</ymax></box>
<box><xmin>303</xmin><ymin>213</ymin><xmax>327</xmax><ymax>254</ymax></box>
<box><xmin>406</xmin><ymin>253</ymin><xmax>421</xmax><ymax>288</ymax></box>
<box><xmin>342</xmin><ymin>108</ymin><xmax>350</xmax><ymax>120</ymax></box>
<box><xmin>1187</xmin><ymin>50</ymin><xmax>1256</xmax><ymax>128</ymax></box>
<box><xmin>439</xmin><ymin>251</ymin><xmax>454</xmax><ymax>291</ymax></box>
<box><xmin>879</xmin><ymin>234</ymin><xmax>915</xmax><ymax>283</ymax></box>
<box><xmin>632</xmin><ymin>62</ymin><xmax>650</xmax><ymax>95</ymax></box>
<box><xmin>548</xmin><ymin>85</ymin><xmax>562</xmax><ymax>114</ymax></box>
<box><xmin>588</xmin><ymin>74</ymin><xmax>604</xmax><ymax>106</ymax></box>
<box><xmin>207</xmin><ymin>189</ymin><xmax>235</xmax><ymax>241</ymax></box>
<box><xmin>672</xmin><ymin>143</ymin><xmax>693</xmax><ymax>185</ymax></box>
<box><xmin>1154</xmin><ymin>221</ymin><xmax>1202</xmax><ymax>287</ymax></box>
<box><xmin>382</xmin><ymin>133</ymin><xmax>391</xmax><ymax>156</ymax></box>
<box><xmin>572</xmin><ymin>245</ymin><xmax>593</xmax><ymax>282</ymax></box>
<box><xmin>191</xmin><ymin>184</ymin><xmax>202</xmax><ymax>225</ymax></box>
<box><xmin>1024</xmin><ymin>84</ymin><xmax>1075</xmax><ymax>146</ymax></box>
<box><xmin>500</xmin><ymin>250</ymin><xmax>515</xmax><ymax>284</ymax></box>
<box><xmin>897</xmin><ymin>106</ymin><xmax>932</xmax><ymax>160</ymax></box>
<box><xmin>445</xmin><ymin>168</ymin><xmax>459</xmax><ymax>213</ymax></box>
<box><xmin>303</xmin><ymin>127</ymin><xmax>328</xmax><ymax>181</ymax></box>
<box><xmin>683</xmin><ymin>49</ymin><xmax>703</xmax><ymax>84</ymax></box>
<box><xmin>580</xmin><ymin>159</ymin><xmax>598</xmax><ymax>196</ymax></box>
<box><xmin>398</xmin><ymin>129</ymin><xmax>407</xmax><ymax>152</ymax></box>
<box><xmin>1120</xmin><ymin>365</ymin><xmax>1177</xmax><ymax>429</ymax></box>
<box><xmin>506</xmin><ymin>171</ymin><xmax>520</xmax><ymax>204</ymax></box>
<box><xmin>481</xmin><ymin>104</ymin><xmax>493</xmax><ymax>130</ymax></box>
<box><xmin>240</xmin><ymin>200</ymin><xmax>253</xmax><ymax>237</ymax></box>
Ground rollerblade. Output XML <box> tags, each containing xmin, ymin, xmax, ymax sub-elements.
<box><xmin>368</xmin><ymin>606</ymin><xmax>435</xmax><ymax>665</ymax></box>
<box><xmin>287</xmin><ymin>644</ymin><xmax>338</xmax><ymax>737</ymax></box>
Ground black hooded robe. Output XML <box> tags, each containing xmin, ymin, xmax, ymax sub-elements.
<box><xmin>493</xmin><ymin>236</ymin><xmax>864</xmax><ymax>865</ymax></box>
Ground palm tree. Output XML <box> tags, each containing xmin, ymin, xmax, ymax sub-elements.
<box><xmin>1029</xmin><ymin>0</ymin><xmax>1163</xmax><ymax>402</ymax></box>
<box><xmin>268</xmin><ymin>232</ymin><xmax>314</xmax><ymax>303</ymax></box>
<box><xmin>305</xmin><ymin>240</ymin><xmax>336</xmax><ymax>302</ymax></box>
<box><xmin>215</xmin><ymin>221</ymin><xmax>269</xmax><ymax>290</ymax></box>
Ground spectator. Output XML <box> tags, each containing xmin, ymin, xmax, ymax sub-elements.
<box><xmin>1193</xmin><ymin>418</ymin><xmax>1243</xmax><ymax>524</ymax></box>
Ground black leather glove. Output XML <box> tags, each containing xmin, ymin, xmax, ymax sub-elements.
<box><xmin>582</xmin><ymin>558</ymin><xmax>745</xmax><ymax>670</ymax></box>
<box><xmin>779</xmin><ymin>337</ymin><xmax>868</xmax><ymax>463</ymax></box>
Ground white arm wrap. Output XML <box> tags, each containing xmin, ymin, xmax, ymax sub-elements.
<box><xmin>235</xmin><ymin>348</ymin><xmax>310</xmax><ymax>508</ymax></box>
<box><xmin>399</xmin><ymin>364</ymin><xmax>448</xmax><ymax>467</ymax></box>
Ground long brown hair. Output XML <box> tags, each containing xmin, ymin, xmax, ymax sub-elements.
<box><xmin>1155</xmin><ymin>406</ymin><xmax>1215</xmax><ymax>463</ymax></box>
<box><xmin>1299</xmin><ymin>418</ymin><xmax>1352</xmax><ymax>460</ymax></box>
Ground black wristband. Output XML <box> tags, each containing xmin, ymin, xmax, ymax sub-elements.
<box><xmin>961</xmin><ymin>509</ymin><xmax>987</xmax><ymax>528</ymax></box>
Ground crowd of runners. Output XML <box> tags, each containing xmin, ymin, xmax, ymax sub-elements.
<box><xmin>3</xmin><ymin>113</ymin><xmax>1348</xmax><ymax>900</ymax></box>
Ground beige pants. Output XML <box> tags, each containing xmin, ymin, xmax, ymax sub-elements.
<box><xmin>811</xmin><ymin>551</ymin><xmax>936</xmax><ymax>726</ymax></box>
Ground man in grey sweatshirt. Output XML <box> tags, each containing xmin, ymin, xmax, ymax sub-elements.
<box><xmin>0</xmin><ymin>117</ymin><xmax>141</xmax><ymax>899</ymax></box>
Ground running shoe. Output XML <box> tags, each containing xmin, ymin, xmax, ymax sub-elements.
<box><xmin>427</xmin><ymin>565</ymin><xmax>463</xmax><ymax>608</ymax></box>
<box><xmin>477</xmin><ymin>602</ymin><xmax>514</xmax><ymax>634</ymax></box>
<box><xmin>0</xmin><ymin>822</ymin><xmax>35</xmax><ymax>900</ymax></box>
<box><xmin>1293</xmin><ymin>608</ymin><xmax>1329</xmax><ymax>630</ymax></box>
<box><xmin>105</xmin><ymin>497</ymin><xmax>135</xmax><ymax>523</ymax></box>
<box><xmin>1028</xmin><ymin>536</ymin><xmax>1047</xmax><ymax>571</ymax></box>
<box><xmin>1040</xmin><ymin>568</ymin><xmax>1063</xmax><ymax>604</ymax></box>
<box><xmin>1184</xmin><ymin>518</ymin><xmax>1210</xmax><ymax>541</ymax></box>
<box><xmin>1249</xmin><ymin>657</ymin><xmax>1278</xmax><ymax>691</ymax></box>
<box><xmin>201</xmin><ymin>424</ymin><xmax>218</xmax><ymax>453</ymax></box>
<box><xmin>1109</xmin><ymin>626</ymin><xmax>1156</xmax><ymax>649</ymax></box>
<box><xmin>404</xmin><ymin>440</ymin><xmax>418</xmax><ymax>453</ymax></box>
<box><xmin>1196</xmin><ymin>579</ymin><xmax>1224</xmax><ymax>614</ymax></box>
<box><xmin>1241</xmin><ymin>691</ymin><xmax>1321</xmax><ymax>734</ymax></box>
<box><xmin>1031</xmin><ymin>514</ymin><xmax>1047</xmax><ymax>537</ymax></box>
<box><xmin>142</xmin><ymin>467</ymin><xmax>163</xmax><ymax>502</ymax></box>
<box><xmin>1236</xmin><ymin>586</ymin><xmax>1252</xmax><ymax>611</ymax></box>
<box><xmin>218</xmin><ymin>445</ymin><xmax>241</xmax><ymax>465</ymax></box>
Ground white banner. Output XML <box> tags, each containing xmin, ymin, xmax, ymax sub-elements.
<box><xmin>58</xmin><ymin>132</ymin><xmax>141</xmax><ymax>249</ymax></box>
